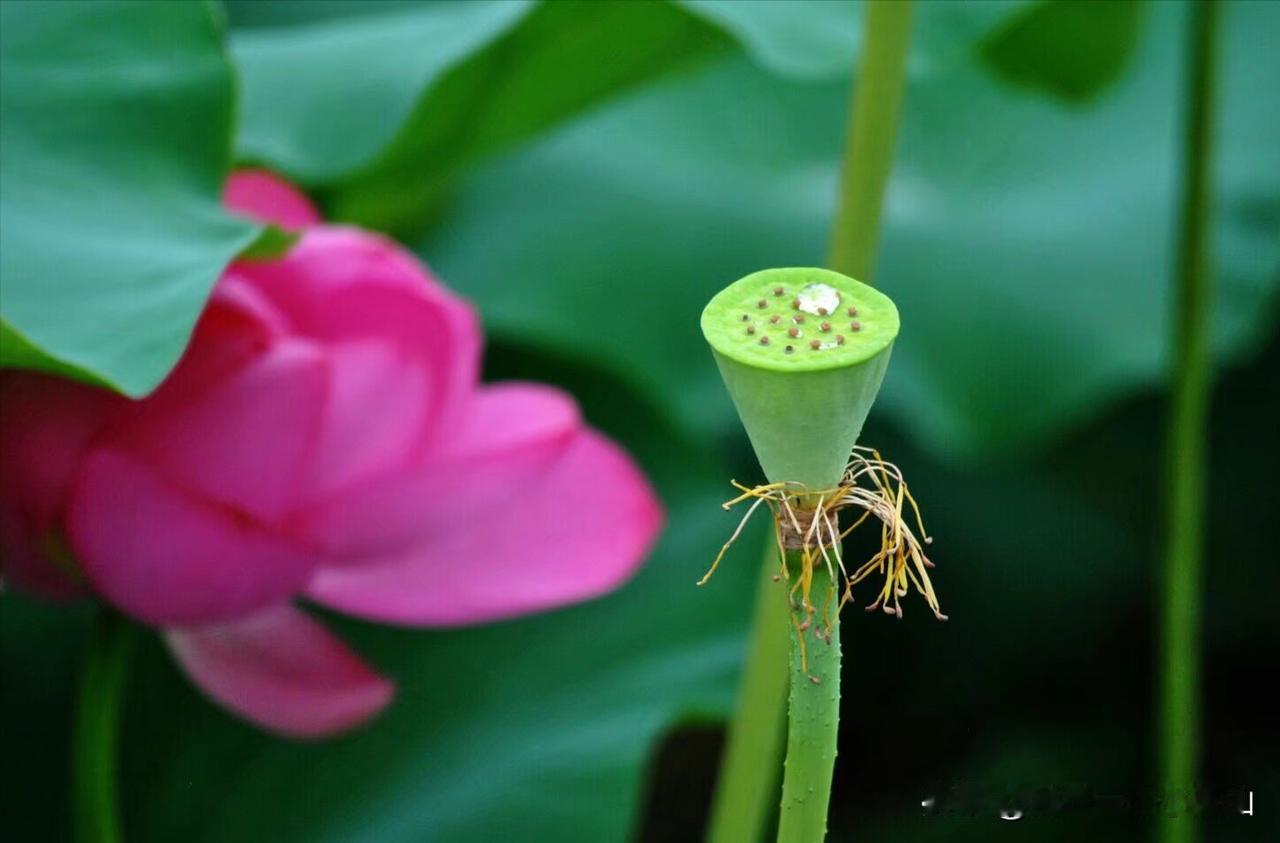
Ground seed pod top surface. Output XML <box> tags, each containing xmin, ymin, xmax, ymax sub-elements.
<box><xmin>700</xmin><ymin>267</ymin><xmax>898</xmax><ymax>372</ymax></box>
<box><xmin>701</xmin><ymin>267</ymin><xmax>900</xmax><ymax>491</ymax></box>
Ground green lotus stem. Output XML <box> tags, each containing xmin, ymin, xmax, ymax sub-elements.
<box><xmin>73</xmin><ymin>608</ymin><xmax>133</xmax><ymax>843</ymax></box>
<box><xmin>1158</xmin><ymin>2</ymin><xmax>1219</xmax><ymax>841</ymax></box>
<box><xmin>702</xmin><ymin>264</ymin><xmax>897</xmax><ymax>843</ymax></box>
<box><xmin>704</xmin><ymin>543</ymin><xmax>790</xmax><ymax>843</ymax></box>
<box><xmin>703</xmin><ymin>5</ymin><xmax>913</xmax><ymax>842</ymax></box>
<box><xmin>776</xmin><ymin>557</ymin><xmax>841</xmax><ymax>843</ymax></box>
<box><xmin>829</xmin><ymin>0</ymin><xmax>914</xmax><ymax>282</ymax></box>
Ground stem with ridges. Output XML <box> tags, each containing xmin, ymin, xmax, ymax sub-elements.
<box><xmin>1158</xmin><ymin>2</ymin><xmax>1218</xmax><ymax>841</ymax></box>
<box><xmin>73</xmin><ymin>607</ymin><xmax>133</xmax><ymax>843</ymax></box>
<box><xmin>705</xmin><ymin>543</ymin><xmax>790</xmax><ymax>843</ymax></box>
<box><xmin>776</xmin><ymin>559</ymin><xmax>841</xmax><ymax>843</ymax></box>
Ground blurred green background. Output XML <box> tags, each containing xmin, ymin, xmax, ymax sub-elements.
<box><xmin>1</xmin><ymin>1</ymin><xmax>1276</xmax><ymax>840</ymax></box>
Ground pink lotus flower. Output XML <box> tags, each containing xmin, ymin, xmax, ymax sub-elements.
<box><xmin>0</xmin><ymin>170</ymin><xmax>663</xmax><ymax>737</ymax></box>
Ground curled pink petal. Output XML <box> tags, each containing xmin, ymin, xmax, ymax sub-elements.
<box><xmin>99</xmin><ymin>336</ymin><xmax>329</xmax><ymax>523</ymax></box>
<box><xmin>165</xmin><ymin>604</ymin><xmax>394</xmax><ymax>738</ymax></box>
<box><xmin>306</xmin><ymin>429</ymin><xmax>664</xmax><ymax>626</ymax></box>
<box><xmin>69</xmin><ymin>450</ymin><xmax>320</xmax><ymax>626</ymax></box>
<box><xmin>223</xmin><ymin>168</ymin><xmax>320</xmax><ymax>229</ymax></box>
<box><xmin>293</xmin><ymin>382</ymin><xmax>580</xmax><ymax>558</ymax></box>
<box><xmin>304</xmin><ymin>338</ymin><xmax>434</xmax><ymax>500</ymax></box>
<box><xmin>0</xmin><ymin>374</ymin><xmax>120</xmax><ymax>598</ymax></box>
<box><xmin>233</xmin><ymin>229</ymin><xmax>481</xmax><ymax>452</ymax></box>
<box><xmin>203</xmin><ymin>271</ymin><xmax>293</xmax><ymax>341</ymax></box>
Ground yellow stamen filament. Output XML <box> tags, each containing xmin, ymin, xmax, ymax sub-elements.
<box><xmin>698</xmin><ymin>446</ymin><xmax>947</xmax><ymax>658</ymax></box>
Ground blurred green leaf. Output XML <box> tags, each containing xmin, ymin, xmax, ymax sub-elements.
<box><xmin>421</xmin><ymin>0</ymin><xmax>1280</xmax><ymax>460</ymax></box>
<box><xmin>236</xmin><ymin>225</ymin><xmax>301</xmax><ymax>263</ymax></box>
<box><xmin>0</xmin><ymin>0</ymin><xmax>259</xmax><ymax>397</ymax></box>
<box><xmin>0</xmin><ymin>320</ymin><xmax>108</xmax><ymax>389</ymax></box>
<box><xmin>677</xmin><ymin>0</ymin><xmax>1036</xmax><ymax>81</ymax></box>
<box><xmin>676</xmin><ymin>0</ymin><xmax>863</xmax><ymax>79</ymax></box>
<box><xmin>230</xmin><ymin>0</ymin><xmax>536</xmax><ymax>182</ymax></box>
<box><xmin>227</xmin><ymin>0</ymin><xmax>1032</xmax><ymax>233</ymax></box>
<box><xmin>980</xmin><ymin>0</ymin><xmax>1148</xmax><ymax>102</ymax></box>
<box><xmin>228</xmin><ymin>0</ymin><xmax>733</xmax><ymax>230</ymax></box>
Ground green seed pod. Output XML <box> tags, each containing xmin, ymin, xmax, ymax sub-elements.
<box><xmin>701</xmin><ymin>267</ymin><xmax>899</xmax><ymax>491</ymax></box>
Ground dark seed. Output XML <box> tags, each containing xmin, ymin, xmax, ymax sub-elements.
<box><xmin>746</xmin><ymin>325</ymin><xmax>756</xmax><ymax>335</ymax></box>
<box><xmin>740</xmin><ymin>313</ymin><xmax>750</xmax><ymax>322</ymax></box>
<box><xmin>810</xmin><ymin>339</ymin><xmax>821</xmax><ymax>350</ymax></box>
<box><xmin>760</xmin><ymin>336</ymin><xmax>770</xmax><ymax>345</ymax></box>
<box><xmin>787</xmin><ymin>327</ymin><xmax>800</xmax><ymax>338</ymax></box>
<box><xmin>847</xmin><ymin>307</ymin><xmax>858</xmax><ymax>317</ymax></box>
<box><xmin>773</xmin><ymin>286</ymin><xmax>784</xmax><ymax>296</ymax></box>
<box><xmin>785</xmin><ymin>345</ymin><xmax>794</xmax><ymax>354</ymax></box>
<box><xmin>850</xmin><ymin>321</ymin><xmax>861</xmax><ymax>331</ymax></box>
<box><xmin>757</xmin><ymin>299</ymin><xmax>768</xmax><ymax>308</ymax></box>
<box><xmin>791</xmin><ymin>298</ymin><xmax>801</xmax><ymax>309</ymax></box>
<box><xmin>819</xmin><ymin>321</ymin><xmax>830</xmax><ymax>332</ymax></box>
<box><xmin>835</xmin><ymin>334</ymin><xmax>846</xmax><ymax>345</ymax></box>
<box><xmin>817</xmin><ymin>307</ymin><xmax>828</xmax><ymax>316</ymax></box>
<box><xmin>769</xmin><ymin>314</ymin><xmax>781</xmax><ymax>324</ymax></box>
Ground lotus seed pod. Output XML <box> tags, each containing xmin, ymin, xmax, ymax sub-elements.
<box><xmin>701</xmin><ymin>267</ymin><xmax>898</xmax><ymax>491</ymax></box>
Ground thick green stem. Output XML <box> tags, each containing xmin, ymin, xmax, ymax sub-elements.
<box><xmin>705</xmin><ymin>544</ymin><xmax>790</xmax><ymax>843</ymax></box>
<box><xmin>828</xmin><ymin>0</ymin><xmax>914</xmax><ymax>282</ymax></box>
<box><xmin>776</xmin><ymin>560</ymin><xmax>841</xmax><ymax>843</ymax></box>
<box><xmin>73</xmin><ymin>608</ymin><xmax>133</xmax><ymax>843</ymax></box>
<box><xmin>1158</xmin><ymin>2</ymin><xmax>1218</xmax><ymax>841</ymax></box>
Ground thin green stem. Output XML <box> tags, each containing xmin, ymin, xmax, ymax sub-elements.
<box><xmin>828</xmin><ymin>0</ymin><xmax>915</xmax><ymax>282</ymax></box>
<box><xmin>776</xmin><ymin>560</ymin><xmax>841</xmax><ymax>843</ymax></box>
<box><xmin>705</xmin><ymin>544</ymin><xmax>790</xmax><ymax>843</ymax></box>
<box><xmin>73</xmin><ymin>608</ymin><xmax>133</xmax><ymax>843</ymax></box>
<box><xmin>1158</xmin><ymin>2</ymin><xmax>1218</xmax><ymax>841</ymax></box>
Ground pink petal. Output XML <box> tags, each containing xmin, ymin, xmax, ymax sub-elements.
<box><xmin>99</xmin><ymin>336</ymin><xmax>329</xmax><ymax>523</ymax></box>
<box><xmin>233</xmin><ymin>229</ymin><xmax>480</xmax><ymax>453</ymax></box>
<box><xmin>223</xmin><ymin>169</ymin><xmax>320</xmax><ymax>229</ymax></box>
<box><xmin>69</xmin><ymin>449</ymin><xmax>321</xmax><ymax>626</ymax></box>
<box><xmin>0</xmin><ymin>374</ymin><xmax>121</xmax><ymax>598</ymax></box>
<box><xmin>306</xmin><ymin>429</ymin><xmax>664</xmax><ymax>626</ymax></box>
<box><xmin>164</xmin><ymin>604</ymin><xmax>393</xmax><ymax>738</ymax></box>
<box><xmin>292</xmin><ymin>383</ymin><xmax>580</xmax><ymax>559</ymax></box>
<box><xmin>203</xmin><ymin>271</ymin><xmax>293</xmax><ymax>341</ymax></box>
<box><xmin>304</xmin><ymin>338</ymin><xmax>433</xmax><ymax>500</ymax></box>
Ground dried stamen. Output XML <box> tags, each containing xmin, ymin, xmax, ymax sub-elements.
<box><xmin>698</xmin><ymin>446</ymin><xmax>946</xmax><ymax>652</ymax></box>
